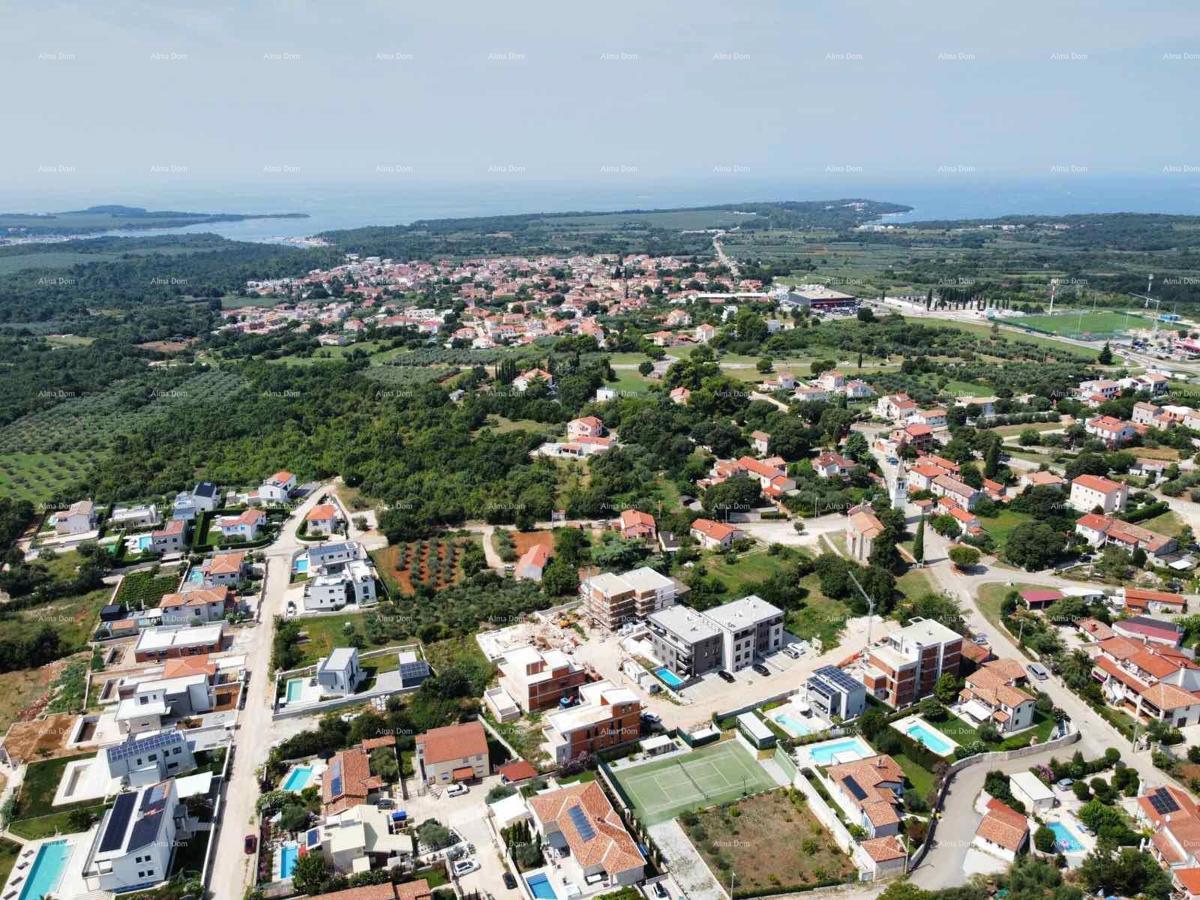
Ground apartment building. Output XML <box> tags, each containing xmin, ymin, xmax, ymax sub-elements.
<box><xmin>858</xmin><ymin>618</ymin><xmax>962</xmax><ymax>707</ymax></box>
<box><xmin>646</xmin><ymin>605</ymin><xmax>724</xmax><ymax>678</ymax></box>
<box><xmin>580</xmin><ymin>566</ymin><xmax>680</xmax><ymax>630</ymax></box>
<box><xmin>498</xmin><ymin>645</ymin><xmax>590</xmax><ymax>712</ymax></box>
<box><xmin>704</xmin><ymin>594</ymin><xmax>784</xmax><ymax>671</ymax></box>
<box><xmin>543</xmin><ymin>680</ymin><xmax>641</xmax><ymax>766</ymax></box>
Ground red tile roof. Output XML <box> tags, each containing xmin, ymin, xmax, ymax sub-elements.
<box><xmin>416</xmin><ymin>720</ymin><xmax>488</xmax><ymax>765</ymax></box>
<box><xmin>528</xmin><ymin>782</ymin><xmax>644</xmax><ymax>877</ymax></box>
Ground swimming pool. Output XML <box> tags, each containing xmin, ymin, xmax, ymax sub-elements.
<box><xmin>293</xmin><ymin>557</ymin><xmax>309</xmax><ymax>574</ymax></box>
<box><xmin>1047</xmin><ymin>820</ymin><xmax>1084</xmax><ymax>853</ymax></box>
<box><xmin>654</xmin><ymin>666</ymin><xmax>685</xmax><ymax>688</ymax></box>
<box><xmin>186</xmin><ymin>568</ymin><xmax>204</xmax><ymax>583</ymax></box>
<box><xmin>525</xmin><ymin>873</ymin><xmax>558</xmax><ymax>900</ymax></box>
<box><xmin>279</xmin><ymin>844</ymin><xmax>299</xmax><ymax>879</ymax></box>
<box><xmin>137</xmin><ymin>535</ymin><xmax>153</xmax><ymax>551</ymax></box>
<box><xmin>770</xmin><ymin>710</ymin><xmax>815</xmax><ymax>737</ymax></box>
<box><xmin>19</xmin><ymin>840</ymin><xmax>71</xmax><ymax>900</ymax></box>
<box><xmin>805</xmin><ymin>736</ymin><xmax>873</xmax><ymax>765</ymax></box>
<box><xmin>903</xmin><ymin>722</ymin><xmax>955</xmax><ymax>756</ymax></box>
<box><xmin>282</xmin><ymin>765</ymin><xmax>313</xmax><ymax>792</ymax></box>
<box><xmin>286</xmin><ymin>678</ymin><xmax>308</xmax><ymax>703</ymax></box>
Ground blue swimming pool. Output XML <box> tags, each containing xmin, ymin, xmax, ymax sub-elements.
<box><xmin>280</xmin><ymin>844</ymin><xmax>299</xmax><ymax>879</ymax></box>
<box><xmin>903</xmin><ymin>722</ymin><xmax>955</xmax><ymax>756</ymax></box>
<box><xmin>806</xmin><ymin>736</ymin><xmax>872</xmax><ymax>765</ymax></box>
<box><xmin>137</xmin><ymin>535</ymin><xmax>153</xmax><ymax>551</ymax></box>
<box><xmin>771</xmin><ymin>710</ymin><xmax>815</xmax><ymax>736</ymax></box>
<box><xmin>293</xmin><ymin>557</ymin><xmax>309</xmax><ymax>574</ymax></box>
<box><xmin>654</xmin><ymin>666</ymin><xmax>685</xmax><ymax>688</ymax></box>
<box><xmin>525</xmin><ymin>873</ymin><xmax>558</xmax><ymax>900</ymax></box>
<box><xmin>283</xmin><ymin>765</ymin><xmax>313</xmax><ymax>792</ymax></box>
<box><xmin>186</xmin><ymin>568</ymin><xmax>204</xmax><ymax>583</ymax></box>
<box><xmin>19</xmin><ymin>840</ymin><xmax>71</xmax><ymax>900</ymax></box>
<box><xmin>1047</xmin><ymin>821</ymin><xmax>1084</xmax><ymax>853</ymax></box>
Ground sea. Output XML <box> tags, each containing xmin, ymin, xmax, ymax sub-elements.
<box><xmin>2</xmin><ymin>175</ymin><xmax>1199</xmax><ymax>244</ymax></box>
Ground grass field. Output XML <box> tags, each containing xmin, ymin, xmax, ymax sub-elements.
<box><xmin>1139</xmin><ymin>510</ymin><xmax>1188</xmax><ymax>537</ymax></box>
<box><xmin>291</xmin><ymin>612</ymin><xmax>375</xmax><ymax>666</ymax></box>
<box><xmin>9</xmin><ymin>752</ymin><xmax>108</xmax><ymax>840</ymax></box>
<box><xmin>981</xmin><ymin>509</ymin><xmax>1034</xmax><ymax>554</ymax></box>
<box><xmin>0</xmin><ymin>668</ymin><xmax>52</xmax><ymax>735</ymax></box>
<box><xmin>699</xmin><ymin>550</ymin><xmax>792</xmax><ymax>598</ymax></box>
<box><xmin>1018</xmin><ymin>310</ymin><xmax>1146</xmax><ymax>339</ymax></box>
<box><xmin>682</xmin><ymin>789</ymin><xmax>854</xmax><ymax>895</ymax></box>
<box><xmin>613</xmin><ymin>739</ymin><xmax>777</xmax><ymax>826</ymax></box>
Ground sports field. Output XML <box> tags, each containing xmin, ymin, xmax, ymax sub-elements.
<box><xmin>612</xmin><ymin>740</ymin><xmax>777</xmax><ymax>825</ymax></box>
<box><xmin>1018</xmin><ymin>309</ymin><xmax>1146</xmax><ymax>339</ymax></box>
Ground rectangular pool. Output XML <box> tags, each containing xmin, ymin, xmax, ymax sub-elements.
<box><xmin>137</xmin><ymin>535</ymin><xmax>153</xmax><ymax>551</ymax></box>
<box><xmin>770</xmin><ymin>710</ymin><xmax>815</xmax><ymax>737</ymax></box>
<box><xmin>805</xmin><ymin>736</ymin><xmax>873</xmax><ymax>766</ymax></box>
<box><xmin>1047</xmin><ymin>820</ymin><xmax>1084</xmax><ymax>853</ymax></box>
<box><xmin>900</xmin><ymin>719</ymin><xmax>956</xmax><ymax>756</ymax></box>
<box><xmin>525</xmin><ymin>873</ymin><xmax>558</xmax><ymax>900</ymax></box>
<box><xmin>286</xmin><ymin>678</ymin><xmax>308</xmax><ymax>703</ymax></box>
<box><xmin>282</xmin><ymin>765</ymin><xmax>313</xmax><ymax>792</ymax></box>
<box><xmin>293</xmin><ymin>557</ymin><xmax>309</xmax><ymax>574</ymax></box>
<box><xmin>19</xmin><ymin>840</ymin><xmax>71</xmax><ymax>900</ymax></box>
<box><xmin>280</xmin><ymin>844</ymin><xmax>299</xmax><ymax>879</ymax></box>
<box><xmin>655</xmin><ymin>666</ymin><xmax>685</xmax><ymax>688</ymax></box>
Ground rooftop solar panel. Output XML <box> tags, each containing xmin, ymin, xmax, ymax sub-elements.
<box><xmin>843</xmin><ymin>776</ymin><xmax>867</xmax><ymax>802</ymax></box>
<box><xmin>106</xmin><ymin>730</ymin><xmax>183</xmax><ymax>762</ymax></box>
<box><xmin>815</xmin><ymin>665</ymin><xmax>862</xmax><ymax>693</ymax></box>
<box><xmin>1150</xmin><ymin>788</ymin><xmax>1180</xmax><ymax>814</ymax></box>
<box><xmin>568</xmin><ymin>804</ymin><xmax>596</xmax><ymax>841</ymax></box>
<box><xmin>100</xmin><ymin>793</ymin><xmax>137</xmax><ymax>853</ymax></box>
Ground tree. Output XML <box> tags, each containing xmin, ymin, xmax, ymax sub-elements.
<box><xmin>857</xmin><ymin>307</ymin><xmax>876</xmax><ymax>323</ymax></box>
<box><xmin>934</xmin><ymin>672</ymin><xmax>960</xmax><ymax>705</ymax></box>
<box><xmin>984</xmin><ymin>438</ymin><xmax>1001</xmax><ymax>478</ymax></box>
<box><xmin>291</xmin><ymin>851</ymin><xmax>331</xmax><ymax>894</ymax></box>
<box><xmin>948</xmin><ymin>545</ymin><xmax>980</xmax><ymax>570</ymax></box>
<box><xmin>755</xmin><ymin>356</ymin><xmax>773</xmax><ymax>374</ymax></box>
<box><xmin>1098</xmin><ymin>342</ymin><xmax>1114</xmax><ymax>365</ymax></box>
<box><xmin>540</xmin><ymin>558</ymin><xmax>578</xmax><ymax>596</ymax></box>
<box><xmin>1034</xmin><ymin>824</ymin><xmax>1057</xmax><ymax>854</ymax></box>
<box><xmin>417</xmin><ymin>819</ymin><xmax>454</xmax><ymax>851</ymax></box>
<box><xmin>279</xmin><ymin>802</ymin><xmax>310</xmax><ymax>833</ymax></box>
<box><xmin>912</xmin><ymin>515</ymin><xmax>925</xmax><ymax>565</ymax></box>
<box><xmin>371</xmin><ymin>747</ymin><xmax>400</xmax><ymax>783</ymax></box>
<box><xmin>637</xmin><ymin>360</ymin><xmax>653</xmax><ymax>376</ymax></box>
<box><xmin>1005</xmin><ymin>522</ymin><xmax>1066</xmax><ymax>571</ymax></box>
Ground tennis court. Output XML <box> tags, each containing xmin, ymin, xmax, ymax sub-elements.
<box><xmin>612</xmin><ymin>739</ymin><xmax>777</xmax><ymax>825</ymax></box>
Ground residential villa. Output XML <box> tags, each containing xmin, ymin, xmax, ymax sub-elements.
<box><xmin>973</xmin><ymin>799</ymin><xmax>1029</xmax><ymax>862</ymax></box>
<box><xmin>83</xmin><ymin>779</ymin><xmax>184</xmax><ymax>893</ymax></box>
<box><xmin>515</xmin><ymin>544</ymin><xmax>550</xmax><ymax>581</ymax></box>
<box><xmin>134</xmin><ymin>624</ymin><xmax>224</xmax><ymax>663</ymax></box>
<box><xmin>150</xmin><ymin>519</ymin><xmax>188</xmax><ymax>554</ymax></box>
<box><xmin>259</xmin><ymin>470</ymin><xmax>297</xmax><ymax>503</ymax></box>
<box><xmin>56</xmin><ymin>499</ymin><xmax>98</xmax><ymax>536</ymax></box>
<box><xmin>414</xmin><ymin>720</ymin><xmax>489</xmax><ymax>786</ymax></box>
<box><xmin>316</xmin><ymin>647</ymin><xmax>364</xmax><ymax>696</ymax></box>
<box><xmin>615</xmin><ymin>509</ymin><xmax>656</xmax><ymax>542</ymax></box>
<box><xmin>159</xmin><ymin>586</ymin><xmax>230</xmax><ymax>626</ymax></box>
<box><xmin>496</xmin><ymin>645</ymin><xmax>590</xmax><ymax>713</ymax></box>
<box><xmin>957</xmin><ymin>659</ymin><xmax>1036</xmax><ymax>734</ymax></box>
<box><xmin>1069</xmin><ymin>474</ymin><xmax>1129</xmax><ymax>514</ymax></box>
<box><xmin>306</xmin><ymin>503</ymin><xmax>342</xmax><ymax>536</ymax></box>
<box><xmin>200</xmin><ymin>550</ymin><xmax>247</xmax><ymax>587</ymax></box>
<box><xmin>527</xmin><ymin>782</ymin><xmax>646</xmax><ymax>888</ymax></box>
<box><xmin>689</xmin><ymin>518</ymin><xmax>744</xmax><ymax>550</ymax></box>
<box><xmin>826</xmin><ymin>755</ymin><xmax>904</xmax><ymax>838</ymax></box>
<box><xmin>214</xmin><ymin>508</ymin><xmax>267</xmax><ymax>542</ymax></box>
<box><xmin>814</xmin><ymin>451</ymin><xmax>856</xmax><ymax>479</ymax></box>
<box><xmin>1075</xmin><ymin>514</ymin><xmax>1177</xmax><ymax>561</ymax></box>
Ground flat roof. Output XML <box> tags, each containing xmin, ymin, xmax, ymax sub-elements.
<box><xmin>620</xmin><ymin>566</ymin><xmax>675</xmax><ymax>592</ymax></box>
<box><xmin>736</xmin><ymin>712</ymin><xmax>775</xmax><ymax>741</ymax></box>
<box><xmin>704</xmin><ymin>594</ymin><xmax>783</xmax><ymax>630</ymax></box>
<box><xmin>648</xmin><ymin>605</ymin><xmax>720</xmax><ymax>641</ymax></box>
<box><xmin>1009</xmin><ymin>770</ymin><xmax>1054</xmax><ymax>801</ymax></box>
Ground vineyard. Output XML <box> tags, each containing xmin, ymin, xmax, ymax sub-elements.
<box><xmin>371</xmin><ymin>536</ymin><xmax>481</xmax><ymax>595</ymax></box>
<box><xmin>113</xmin><ymin>570</ymin><xmax>180</xmax><ymax>609</ymax></box>
<box><xmin>0</xmin><ymin>368</ymin><xmax>248</xmax><ymax>505</ymax></box>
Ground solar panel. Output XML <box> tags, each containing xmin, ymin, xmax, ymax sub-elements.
<box><xmin>107</xmin><ymin>731</ymin><xmax>183</xmax><ymax>762</ymax></box>
<box><xmin>568</xmin><ymin>804</ymin><xmax>596</xmax><ymax>841</ymax></box>
<box><xmin>1150</xmin><ymin>788</ymin><xmax>1180</xmax><ymax>814</ymax></box>
<box><xmin>816</xmin><ymin>665</ymin><xmax>862</xmax><ymax>693</ymax></box>
<box><xmin>400</xmin><ymin>660</ymin><xmax>431</xmax><ymax>683</ymax></box>
<box><xmin>329</xmin><ymin>759</ymin><xmax>344</xmax><ymax>797</ymax></box>
<box><xmin>843</xmin><ymin>776</ymin><xmax>868</xmax><ymax>802</ymax></box>
<box><xmin>100</xmin><ymin>793</ymin><xmax>137</xmax><ymax>852</ymax></box>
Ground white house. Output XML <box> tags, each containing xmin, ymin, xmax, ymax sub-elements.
<box><xmin>109</xmin><ymin>505</ymin><xmax>161</xmax><ymax>529</ymax></box>
<box><xmin>1084</xmin><ymin>415</ymin><xmax>1138</xmax><ymax>448</ymax></box>
<box><xmin>316</xmin><ymin>647</ymin><xmax>363</xmax><ymax>696</ymax></box>
<box><xmin>1069</xmin><ymin>474</ymin><xmax>1129</xmax><ymax>514</ymax></box>
<box><xmin>149</xmin><ymin>519</ymin><xmax>187</xmax><ymax>554</ymax></box>
<box><xmin>304</xmin><ymin>503</ymin><xmax>342</xmax><ymax>536</ymax></box>
<box><xmin>258</xmin><ymin>470</ymin><xmax>297</xmax><ymax>503</ymax></box>
<box><xmin>104</xmin><ymin>731</ymin><xmax>197</xmax><ymax>787</ymax></box>
<box><xmin>1009</xmin><ymin>771</ymin><xmax>1055</xmax><ymax>814</ymax></box>
<box><xmin>56</xmin><ymin>499</ymin><xmax>97</xmax><ymax>536</ymax></box>
<box><xmin>303</xmin><ymin>542</ymin><xmax>377</xmax><ymax>611</ymax></box>
<box><xmin>83</xmin><ymin>779</ymin><xmax>183</xmax><ymax>893</ymax></box>
<box><xmin>214</xmin><ymin>508</ymin><xmax>266</xmax><ymax>541</ymax></box>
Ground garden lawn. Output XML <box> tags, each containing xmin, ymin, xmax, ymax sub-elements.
<box><xmin>699</xmin><ymin>550</ymin><xmax>793</xmax><ymax>599</ymax></box>
<box><xmin>980</xmin><ymin>509</ymin><xmax>1034</xmax><ymax>554</ymax></box>
<box><xmin>1138</xmin><ymin>509</ymin><xmax>1188</xmax><ymax>537</ymax></box>
<box><xmin>10</xmin><ymin>752</ymin><xmax>109</xmax><ymax>840</ymax></box>
<box><xmin>897</xmin><ymin>567</ymin><xmax>936</xmax><ymax>602</ymax></box>
<box><xmin>0</xmin><ymin>839</ymin><xmax>18</xmax><ymax>890</ymax></box>
<box><xmin>292</xmin><ymin>613</ymin><xmax>377</xmax><ymax>666</ymax></box>
<box><xmin>788</xmin><ymin>573</ymin><xmax>851</xmax><ymax>649</ymax></box>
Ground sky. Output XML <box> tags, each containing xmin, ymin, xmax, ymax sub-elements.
<box><xmin>3</xmin><ymin>0</ymin><xmax>1199</xmax><ymax>209</ymax></box>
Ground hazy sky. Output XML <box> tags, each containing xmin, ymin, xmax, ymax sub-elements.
<box><xmin>3</xmin><ymin>0</ymin><xmax>1199</xmax><ymax>200</ymax></box>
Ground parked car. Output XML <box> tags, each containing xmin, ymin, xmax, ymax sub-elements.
<box><xmin>446</xmin><ymin>783</ymin><xmax>470</xmax><ymax>798</ymax></box>
<box><xmin>717</xmin><ymin>670</ymin><xmax>736</xmax><ymax>683</ymax></box>
<box><xmin>641</xmin><ymin>711</ymin><xmax>662</xmax><ymax>725</ymax></box>
<box><xmin>782</xmin><ymin>645</ymin><xmax>801</xmax><ymax>659</ymax></box>
<box><xmin>1056</xmin><ymin>778</ymin><xmax>1074</xmax><ymax>789</ymax></box>
<box><xmin>654</xmin><ymin>883</ymin><xmax>669</xmax><ymax>898</ymax></box>
<box><xmin>376</xmin><ymin>797</ymin><xmax>395</xmax><ymax>809</ymax></box>
<box><xmin>752</xmin><ymin>663</ymin><xmax>771</xmax><ymax>677</ymax></box>
<box><xmin>972</xmin><ymin>633</ymin><xmax>989</xmax><ymax>645</ymax></box>
<box><xmin>503</xmin><ymin>873</ymin><xmax>518</xmax><ymax>890</ymax></box>
<box><xmin>453</xmin><ymin>859</ymin><xmax>481</xmax><ymax>877</ymax></box>
<box><xmin>1027</xmin><ymin>663</ymin><xmax>1049</xmax><ymax>681</ymax></box>
<box><xmin>244</xmin><ymin>834</ymin><xmax>257</xmax><ymax>855</ymax></box>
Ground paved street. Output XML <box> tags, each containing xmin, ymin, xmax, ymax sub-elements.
<box><xmin>208</xmin><ymin>484</ymin><xmax>336</xmax><ymax>895</ymax></box>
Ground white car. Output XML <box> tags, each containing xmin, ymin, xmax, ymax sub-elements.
<box><xmin>453</xmin><ymin>859</ymin><xmax>480</xmax><ymax>877</ymax></box>
<box><xmin>446</xmin><ymin>783</ymin><xmax>470</xmax><ymax>798</ymax></box>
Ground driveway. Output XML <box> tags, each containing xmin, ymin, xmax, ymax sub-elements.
<box><xmin>208</xmin><ymin>483</ymin><xmax>338</xmax><ymax>895</ymax></box>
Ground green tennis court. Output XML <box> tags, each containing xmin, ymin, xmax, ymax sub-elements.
<box><xmin>612</xmin><ymin>739</ymin><xmax>777</xmax><ymax>825</ymax></box>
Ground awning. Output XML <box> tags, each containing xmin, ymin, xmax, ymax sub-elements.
<box><xmin>452</xmin><ymin>766</ymin><xmax>476</xmax><ymax>782</ymax></box>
